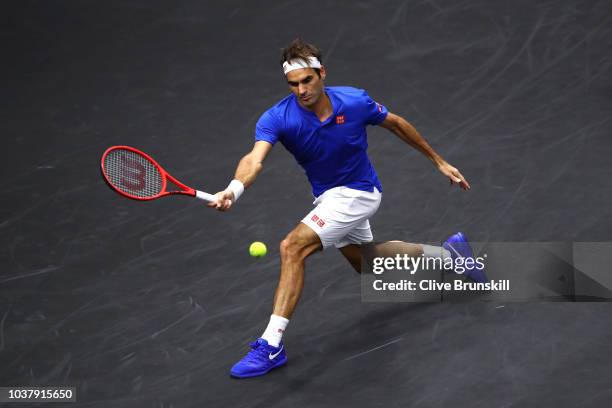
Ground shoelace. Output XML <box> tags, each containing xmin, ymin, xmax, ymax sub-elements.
<box><xmin>244</xmin><ymin>342</ymin><xmax>271</xmax><ymax>363</ymax></box>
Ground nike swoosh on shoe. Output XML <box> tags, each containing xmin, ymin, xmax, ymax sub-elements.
<box><xmin>269</xmin><ymin>345</ymin><xmax>283</xmax><ymax>360</ymax></box>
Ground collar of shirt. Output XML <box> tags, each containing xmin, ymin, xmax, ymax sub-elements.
<box><xmin>292</xmin><ymin>87</ymin><xmax>343</xmax><ymax>126</ymax></box>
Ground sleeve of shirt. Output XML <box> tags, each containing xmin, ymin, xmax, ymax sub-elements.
<box><xmin>255</xmin><ymin>109</ymin><xmax>282</xmax><ymax>145</ymax></box>
<box><xmin>360</xmin><ymin>89</ymin><xmax>389</xmax><ymax>126</ymax></box>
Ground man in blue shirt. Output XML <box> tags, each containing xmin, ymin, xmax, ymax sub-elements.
<box><xmin>208</xmin><ymin>39</ymin><xmax>486</xmax><ymax>378</ymax></box>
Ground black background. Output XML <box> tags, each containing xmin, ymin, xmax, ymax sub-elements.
<box><xmin>2</xmin><ymin>1</ymin><xmax>612</xmax><ymax>407</ymax></box>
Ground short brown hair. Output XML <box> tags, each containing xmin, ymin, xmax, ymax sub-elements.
<box><xmin>280</xmin><ymin>38</ymin><xmax>323</xmax><ymax>76</ymax></box>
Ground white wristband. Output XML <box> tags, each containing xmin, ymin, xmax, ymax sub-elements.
<box><xmin>226</xmin><ymin>179</ymin><xmax>245</xmax><ymax>202</ymax></box>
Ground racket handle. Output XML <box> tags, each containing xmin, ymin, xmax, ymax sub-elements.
<box><xmin>195</xmin><ymin>190</ymin><xmax>216</xmax><ymax>202</ymax></box>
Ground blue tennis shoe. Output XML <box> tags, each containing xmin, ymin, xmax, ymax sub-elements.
<box><xmin>443</xmin><ymin>232</ymin><xmax>488</xmax><ymax>283</ymax></box>
<box><xmin>230</xmin><ymin>338</ymin><xmax>287</xmax><ymax>378</ymax></box>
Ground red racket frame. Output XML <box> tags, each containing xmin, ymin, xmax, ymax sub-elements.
<box><xmin>100</xmin><ymin>145</ymin><xmax>198</xmax><ymax>201</ymax></box>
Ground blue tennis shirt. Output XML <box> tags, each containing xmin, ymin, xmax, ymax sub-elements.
<box><xmin>255</xmin><ymin>86</ymin><xmax>388</xmax><ymax>197</ymax></box>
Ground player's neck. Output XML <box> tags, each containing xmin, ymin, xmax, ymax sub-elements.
<box><xmin>304</xmin><ymin>92</ymin><xmax>333</xmax><ymax>122</ymax></box>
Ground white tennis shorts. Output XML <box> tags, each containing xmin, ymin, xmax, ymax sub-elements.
<box><xmin>301</xmin><ymin>186</ymin><xmax>382</xmax><ymax>249</ymax></box>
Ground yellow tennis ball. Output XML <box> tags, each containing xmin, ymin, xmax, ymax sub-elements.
<box><xmin>249</xmin><ymin>241</ymin><xmax>267</xmax><ymax>258</ymax></box>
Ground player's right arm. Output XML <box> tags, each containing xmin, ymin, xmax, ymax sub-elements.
<box><xmin>234</xmin><ymin>141</ymin><xmax>273</xmax><ymax>188</ymax></box>
<box><xmin>208</xmin><ymin>141</ymin><xmax>273</xmax><ymax>211</ymax></box>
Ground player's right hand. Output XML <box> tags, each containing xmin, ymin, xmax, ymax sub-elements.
<box><xmin>207</xmin><ymin>190</ymin><xmax>235</xmax><ymax>212</ymax></box>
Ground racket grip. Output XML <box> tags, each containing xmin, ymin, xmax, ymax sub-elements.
<box><xmin>195</xmin><ymin>190</ymin><xmax>216</xmax><ymax>202</ymax></box>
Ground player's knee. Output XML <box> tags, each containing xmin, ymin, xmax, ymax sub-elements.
<box><xmin>279</xmin><ymin>238</ymin><xmax>290</xmax><ymax>258</ymax></box>
<box><xmin>280</xmin><ymin>234</ymin><xmax>306</xmax><ymax>261</ymax></box>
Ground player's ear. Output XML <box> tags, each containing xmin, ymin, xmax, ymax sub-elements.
<box><xmin>319</xmin><ymin>66</ymin><xmax>326</xmax><ymax>80</ymax></box>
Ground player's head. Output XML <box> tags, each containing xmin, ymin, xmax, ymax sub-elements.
<box><xmin>280</xmin><ymin>38</ymin><xmax>326</xmax><ymax>107</ymax></box>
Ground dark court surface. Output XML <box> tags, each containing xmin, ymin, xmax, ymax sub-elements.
<box><xmin>2</xmin><ymin>1</ymin><xmax>612</xmax><ymax>407</ymax></box>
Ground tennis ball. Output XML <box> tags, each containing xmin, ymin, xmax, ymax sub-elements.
<box><xmin>249</xmin><ymin>241</ymin><xmax>267</xmax><ymax>258</ymax></box>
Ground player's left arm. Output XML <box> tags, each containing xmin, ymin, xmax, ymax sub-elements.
<box><xmin>379</xmin><ymin>112</ymin><xmax>470</xmax><ymax>190</ymax></box>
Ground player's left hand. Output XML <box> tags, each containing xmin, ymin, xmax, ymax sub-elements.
<box><xmin>438</xmin><ymin>162</ymin><xmax>470</xmax><ymax>190</ymax></box>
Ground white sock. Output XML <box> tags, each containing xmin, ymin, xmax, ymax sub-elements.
<box><xmin>261</xmin><ymin>314</ymin><xmax>289</xmax><ymax>347</ymax></box>
<box><xmin>421</xmin><ymin>244</ymin><xmax>451</xmax><ymax>260</ymax></box>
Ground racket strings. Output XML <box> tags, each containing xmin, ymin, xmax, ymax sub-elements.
<box><xmin>104</xmin><ymin>149</ymin><xmax>163</xmax><ymax>198</ymax></box>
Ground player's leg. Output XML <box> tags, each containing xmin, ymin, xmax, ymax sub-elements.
<box><xmin>335</xmin><ymin>214</ymin><xmax>485</xmax><ymax>280</ymax></box>
<box><xmin>230</xmin><ymin>222</ymin><xmax>321</xmax><ymax>379</ymax></box>
<box><xmin>339</xmin><ymin>241</ymin><xmax>425</xmax><ymax>273</ymax></box>
<box><xmin>338</xmin><ymin>244</ymin><xmax>362</xmax><ymax>273</ymax></box>
<box><xmin>334</xmin><ymin>214</ymin><xmax>427</xmax><ymax>273</ymax></box>
<box><xmin>339</xmin><ymin>233</ymin><xmax>487</xmax><ymax>282</ymax></box>
<box><xmin>273</xmin><ymin>222</ymin><xmax>322</xmax><ymax>318</ymax></box>
<box><xmin>231</xmin><ymin>188</ymin><xmax>358</xmax><ymax>379</ymax></box>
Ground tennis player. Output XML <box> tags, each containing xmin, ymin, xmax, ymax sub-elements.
<box><xmin>208</xmin><ymin>39</ymin><xmax>487</xmax><ymax>378</ymax></box>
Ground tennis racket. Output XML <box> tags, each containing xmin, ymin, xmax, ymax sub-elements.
<box><xmin>100</xmin><ymin>145</ymin><xmax>216</xmax><ymax>202</ymax></box>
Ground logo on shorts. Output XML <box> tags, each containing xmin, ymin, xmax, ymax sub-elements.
<box><xmin>336</xmin><ymin>115</ymin><xmax>345</xmax><ymax>124</ymax></box>
<box><xmin>311</xmin><ymin>214</ymin><xmax>326</xmax><ymax>228</ymax></box>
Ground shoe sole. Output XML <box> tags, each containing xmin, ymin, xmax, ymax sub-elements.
<box><xmin>230</xmin><ymin>356</ymin><xmax>288</xmax><ymax>379</ymax></box>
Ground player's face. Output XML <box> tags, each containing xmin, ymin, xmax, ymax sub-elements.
<box><xmin>286</xmin><ymin>67</ymin><xmax>326</xmax><ymax>107</ymax></box>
